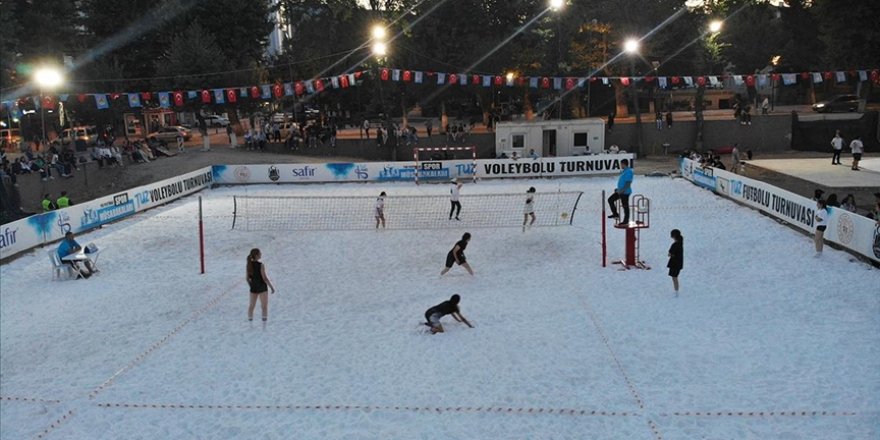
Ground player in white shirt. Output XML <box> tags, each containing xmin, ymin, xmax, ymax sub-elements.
<box><xmin>523</xmin><ymin>187</ymin><xmax>536</xmax><ymax>230</ymax></box>
<box><xmin>449</xmin><ymin>179</ymin><xmax>462</xmax><ymax>220</ymax></box>
<box><xmin>375</xmin><ymin>191</ymin><xmax>386</xmax><ymax>228</ymax></box>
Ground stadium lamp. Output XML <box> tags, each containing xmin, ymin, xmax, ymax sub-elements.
<box><xmin>33</xmin><ymin>66</ymin><xmax>64</xmax><ymax>89</ymax></box>
<box><xmin>623</xmin><ymin>38</ymin><xmax>639</xmax><ymax>55</ymax></box>
<box><xmin>549</xmin><ymin>0</ymin><xmax>564</xmax><ymax>11</ymax></box>
<box><xmin>372</xmin><ymin>42</ymin><xmax>388</xmax><ymax>57</ymax></box>
<box><xmin>371</xmin><ymin>25</ymin><xmax>387</xmax><ymax>41</ymax></box>
<box><xmin>506</xmin><ymin>72</ymin><xmax>515</xmax><ymax>82</ymax></box>
<box><xmin>708</xmin><ymin>20</ymin><xmax>723</xmax><ymax>33</ymax></box>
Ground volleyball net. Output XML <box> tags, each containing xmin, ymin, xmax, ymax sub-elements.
<box><xmin>232</xmin><ymin>191</ymin><xmax>584</xmax><ymax>231</ymax></box>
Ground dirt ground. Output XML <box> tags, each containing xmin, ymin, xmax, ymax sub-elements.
<box><xmin>6</xmin><ymin>145</ymin><xmax>875</xmax><ymax>216</ymax></box>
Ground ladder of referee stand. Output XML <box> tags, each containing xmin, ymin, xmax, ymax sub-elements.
<box><xmin>612</xmin><ymin>194</ymin><xmax>650</xmax><ymax>270</ymax></box>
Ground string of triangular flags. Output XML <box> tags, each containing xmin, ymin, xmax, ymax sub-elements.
<box><xmin>2</xmin><ymin>67</ymin><xmax>878</xmax><ymax>113</ymax></box>
<box><xmin>0</xmin><ymin>71</ymin><xmax>367</xmax><ymax>114</ymax></box>
<box><xmin>376</xmin><ymin>67</ymin><xmax>880</xmax><ymax>90</ymax></box>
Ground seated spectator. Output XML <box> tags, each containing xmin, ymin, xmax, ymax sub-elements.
<box><xmin>110</xmin><ymin>145</ymin><xmax>124</xmax><ymax>166</ymax></box>
<box><xmin>840</xmin><ymin>194</ymin><xmax>856</xmax><ymax>213</ymax></box>
<box><xmin>529</xmin><ymin>149</ymin><xmax>540</xmax><ymax>160</ymax></box>
<box><xmin>869</xmin><ymin>192</ymin><xmax>880</xmax><ymax>221</ymax></box>
<box><xmin>139</xmin><ymin>142</ymin><xmax>155</xmax><ymax>161</ymax></box>
<box><xmin>0</xmin><ymin>163</ymin><xmax>16</xmax><ymax>186</ymax></box>
<box><xmin>511</xmin><ymin>151</ymin><xmax>519</xmax><ymax>161</ymax></box>
<box><xmin>826</xmin><ymin>193</ymin><xmax>840</xmax><ymax>208</ymax></box>
<box><xmin>57</xmin><ymin>231</ymin><xmax>95</xmax><ymax>279</ymax></box>
<box><xmin>609</xmin><ymin>144</ymin><xmax>620</xmax><ymax>154</ymax></box>
<box><xmin>498</xmin><ymin>152</ymin><xmax>508</xmax><ymax>159</ymax></box>
<box><xmin>812</xmin><ymin>189</ymin><xmax>825</xmax><ymax>202</ymax></box>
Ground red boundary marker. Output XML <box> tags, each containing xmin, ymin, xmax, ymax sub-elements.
<box><xmin>87</xmin><ymin>280</ymin><xmax>245</xmax><ymax>400</ymax></box>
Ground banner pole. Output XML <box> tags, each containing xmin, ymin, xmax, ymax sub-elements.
<box><xmin>199</xmin><ymin>196</ymin><xmax>205</xmax><ymax>274</ymax></box>
<box><xmin>601</xmin><ymin>190</ymin><xmax>607</xmax><ymax>268</ymax></box>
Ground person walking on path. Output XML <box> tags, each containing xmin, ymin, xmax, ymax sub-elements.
<box><xmin>830</xmin><ymin>130</ymin><xmax>844</xmax><ymax>165</ymax></box>
<box><xmin>607</xmin><ymin>159</ymin><xmax>633</xmax><ymax>224</ymax></box>
<box><xmin>423</xmin><ymin>294</ymin><xmax>473</xmax><ymax>334</ymax></box>
<box><xmin>849</xmin><ymin>136</ymin><xmax>864</xmax><ymax>170</ymax></box>
<box><xmin>449</xmin><ymin>179</ymin><xmax>463</xmax><ymax>220</ymax></box>
<box><xmin>246</xmin><ymin>248</ymin><xmax>275</xmax><ymax>321</ymax></box>
<box><xmin>440</xmin><ymin>233</ymin><xmax>474</xmax><ymax>276</ymax></box>
<box><xmin>667</xmin><ymin>229</ymin><xmax>684</xmax><ymax>295</ymax></box>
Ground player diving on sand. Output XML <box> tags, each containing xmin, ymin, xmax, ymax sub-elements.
<box><xmin>424</xmin><ymin>294</ymin><xmax>474</xmax><ymax>334</ymax></box>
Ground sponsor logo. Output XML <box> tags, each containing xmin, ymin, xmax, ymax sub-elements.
<box><xmin>291</xmin><ymin>166</ymin><xmax>316</xmax><ymax>178</ymax></box>
<box><xmin>80</xmin><ymin>201</ymin><xmax>135</xmax><ymax>230</ymax></box>
<box><xmin>836</xmin><ymin>213</ymin><xmax>854</xmax><ymax>245</ymax></box>
<box><xmin>354</xmin><ymin>165</ymin><xmax>369</xmax><ymax>180</ymax></box>
<box><xmin>692</xmin><ymin>167</ymin><xmax>716</xmax><ymax>190</ymax></box>
<box><xmin>269</xmin><ymin>166</ymin><xmax>280</xmax><ymax>181</ymax></box>
<box><xmin>234</xmin><ymin>166</ymin><xmax>251</xmax><ymax>182</ymax></box>
<box><xmin>716</xmin><ymin>177</ymin><xmax>729</xmax><ymax>195</ymax></box>
<box><xmin>0</xmin><ymin>227</ymin><xmax>18</xmax><ymax>250</ymax></box>
<box><xmin>326</xmin><ymin>163</ymin><xmax>356</xmax><ymax>179</ymax></box>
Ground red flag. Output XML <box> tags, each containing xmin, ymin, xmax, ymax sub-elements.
<box><xmin>620</xmin><ymin>77</ymin><xmax>631</xmax><ymax>87</ymax></box>
<box><xmin>173</xmin><ymin>91</ymin><xmax>185</xmax><ymax>106</ymax></box>
<box><xmin>247</xmin><ymin>86</ymin><xmax>258</xmax><ymax>99</ymax></box>
<box><xmin>78</xmin><ymin>94</ymin><xmax>88</xmax><ymax>103</ymax></box>
<box><xmin>110</xmin><ymin>93</ymin><xmax>121</xmax><ymax>100</ymax></box>
<box><xmin>696</xmin><ymin>76</ymin><xmax>706</xmax><ymax>87</ymax></box>
<box><xmin>42</xmin><ymin>96</ymin><xmax>56</xmax><ymax>110</ymax></box>
<box><xmin>771</xmin><ymin>73</ymin><xmax>781</xmax><ymax>82</ymax></box>
<box><xmin>141</xmin><ymin>92</ymin><xmax>152</xmax><ymax>102</ymax></box>
<box><xmin>449</xmin><ymin>74</ymin><xmax>458</xmax><ymax>85</ymax></box>
<box><xmin>272</xmin><ymin>83</ymin><xmax>283</xmax><ymax>98</ymax></box>
<box><xmin>541</xmin><ymin>77</ymin><xmax>550</xmax><ymax>88</ymax></box>
<box><xmin>643</xmin><ymin>76</ymin><xmax>654</xmax><ymax>84</ymax></box>
<box><xmin>340</xmin><ymin>75</ymin><xmax>350</xmax><ymax>89</ymax></box>
<box><xmin>494</xmin><ymin>76</ymin><xmax>503</xmax><ymax>86</ymax></box>
<box><xmin>226</xmin><ymin>89</ymin><xmax>237</xmax><ymax>103</ymax></box>
<box><xmin>745</xmin><ymin>75</ymin><xmax>755</xmax><ymax>87</ymax></box>
<box><xmin>800</xmin><ymin>72</ymin><xmax>810</xmax><ymax>80</ymax></box>
<box><xmin>471</xmin><ymin>75</ymin><xmax>480</xmax><ymax>85</ymax></box>
<box><xmin>670</xmin><ymin>76</ymin><xmax>681</xmax><ymax>85</ymax></box>
<box><xmin>315</xmin><ymin>79</ymin><xmax>325</xmax><ymax>92</ymax></box>
<box><xmin>823</xmin><ymin>71</ymin><xmax>833</xmax><ymax>81</ymax></box>
<box><xmin>565</xmin><ymin>77</ymin><xmax>575</xmax><ymax>90</ymax></box>
<box><xmin>871</xmin><ymin>70</ymin><xmax>880</xmax><ymax>84</ymax></box>
<box><xmin>200</xmin><ymin>90</ymin><xmax>211</xmax><ymax>103</ymax></box>
<box><xmin>380</xmin><ymin>68</ymin><xmax>390</xmax><ymax>81</ymax></box>
<box><xmin>294</xmin><ymin>82</ymin><xmax>305</xmax><ymax>96</ymax></box>
<box><xmin>517</xmin><ymin>77</ymin><xmax>526</xmax><ymax>87</ymax></box>
<box><xmin>403</xmin><ymin>70</ymin><xmax>412</xmax><ymax>82</ymax></box>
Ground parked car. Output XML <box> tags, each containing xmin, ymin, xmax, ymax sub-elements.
<box><xmin>812</xmin><ymin>95</ymin><xmax>860</xmax><ymax>113</ymax></box>
<box><xmin>58</xmin><ymin>126</ymin><xmax>99</xmax><ymax>146</ymax></box>
<box><xmin>203</xmin><ymin>115</ymin><xmax>230</xmax><ymax>127</ymax></box>
<box><xmin>147</xmin><ymin>126</ymin><xmax>192</xmax><ymax>143</ymax></box>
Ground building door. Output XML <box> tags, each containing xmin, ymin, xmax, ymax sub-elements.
<box><xmin>542</xmin><ymin>129</ymin><xmax>556</xmax><ymax>157</ymax></box>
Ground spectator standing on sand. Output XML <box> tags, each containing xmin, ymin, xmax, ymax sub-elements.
<box><xmin>849</xmin><ymin>136</ymin><xmax>864</xmax><ymax>171</ymax></box>
<box><xmin>830</xmin><ymin>130</ymin><xmax>844</xmax><ymax>165</ymax></box>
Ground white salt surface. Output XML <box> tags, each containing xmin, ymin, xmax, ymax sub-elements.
<box><xmin>1</xmin><ymin>177</ymin><xmax>878</xmax><ymax>439</ymax></box>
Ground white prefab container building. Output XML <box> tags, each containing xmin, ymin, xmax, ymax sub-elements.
<box><xmin>495</xmin><ymin>118</ymin><xmax>606</xmax><ymax>158</ymax></box>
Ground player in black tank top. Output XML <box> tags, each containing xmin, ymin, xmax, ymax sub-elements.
<box><xmin>440</xmin><ymin>233</ymin><xmax>474</xmax><ymax>276</ymax></box>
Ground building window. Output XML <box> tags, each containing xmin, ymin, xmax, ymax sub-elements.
<box><xmin>512</xmin><ymin>134</ymin><xmax>525</xmax><ymax>149</ymax></box>
<box><xmin>573</xmin><ymin>132</ymin><xmax>588</xmax><ymax>148</ymax></box>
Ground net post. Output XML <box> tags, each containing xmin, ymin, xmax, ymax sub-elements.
<box><xmin>601</xmin><ymin>190</ymin><xmax>607</xmax><ymax>267</ymax></box>
<box><xmin>413</xmin><ymin>147</ymin><xmax>420</xmax><ymax>185</ymax></box>
<box><xmin>198</xmin><ymin>196</ymin><xmax>205</xmax><ymax>274</ymax></box>
<box><xmin>471</xmin><ymin>145</ymin><xmax>477</xmax><ymax>183</ymax></box>
<box><xmin>231</xmin><ymin>196</ymin><xmax>237</xmax><ymax>230</ymax></box>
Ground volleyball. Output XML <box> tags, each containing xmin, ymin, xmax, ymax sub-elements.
<box><xmin>561</xmin><ymin>212</ymin><xmax>569</xmax><ymax>220</ymax></box>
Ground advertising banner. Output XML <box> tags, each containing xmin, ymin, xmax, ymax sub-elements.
<box><xmin>680</xmin><ymin>158</ymin><xmax>879</xmax><ymax>263</ymax></box>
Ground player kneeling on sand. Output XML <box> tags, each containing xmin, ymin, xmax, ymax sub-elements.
<box><xmin>424</xmin><ymin>294</ymin><xmax>474</xmax><ymax>334</ymax></box>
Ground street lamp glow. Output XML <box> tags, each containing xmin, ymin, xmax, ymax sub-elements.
<box><xmin>708</xmin><ymin>20</ymin><xmax>723</xmax><ymax>33</ymax></box>
<box><xmin>371</xmin><ymin>25</ymin><xmax>387</xmax><ymax>40</ymax></box>
<box><xmin>506</xmin><ymin>72</ymin><xmax>515</xmax><ymax>82</ymax></box>
<box><xmin>33</xmin><ymin>67</ymin><xmax>64</xmax><ymax>89</ymax></box>
<box><xmin>372</xmin><ymin>41</ymin><xmax>388</xmax><ymax>57</ymax></box>
<box><xmin>549</xmin><ymin>0</ymin><xmax>564</xmax><ymax>11</ymax></box>
<box><xmin>623</xmin><ymin>38</ymin><xmax>639</xmax><ymax>54</ymax></box>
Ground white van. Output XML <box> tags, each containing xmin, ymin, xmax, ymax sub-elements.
<box><xmin>59</xmin><ymin>126</ymin><xmax>99</xmax><ymax>146</ymax></box>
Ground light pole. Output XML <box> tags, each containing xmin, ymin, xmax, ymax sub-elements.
<box><xmin>33</xmin><ymin>66</ymin><xmax>64</xmax><ymax>146</ymax></box>
<box><xmin>550</xmin><ymin>0</ymin><xmax>564</xmax><ymax>119</ymax></box>
<box><xmin>623</xmin><ymin>39</ymin><xmax>642</xmax><ymax>157</ymax></box>
<box><xmin>371</xmin><ymin>25</ymin><xmax>395</xmax><ymax>160</ymax></box>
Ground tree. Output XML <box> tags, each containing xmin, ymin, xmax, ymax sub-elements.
<box><xmin>812</xmin><ymin>0</ymin><xmax>880</xmax><ymax>69</ymax></box>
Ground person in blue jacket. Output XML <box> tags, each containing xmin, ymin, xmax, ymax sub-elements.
<box><xmin>57</xmin><ymin>232</ymin><xmax>95</xmax><ymax>278</ymax></box>
<box><xmin>607</xmin><ymin>158</ymin><xmax>633</xmax><ymax>224</ymax></box>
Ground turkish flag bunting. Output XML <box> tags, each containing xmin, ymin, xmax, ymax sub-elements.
<box><xmin>696</xmin><ymin>76</ymin><xmax>706</xmax><ymax>87</ymax></box>
<box><xmin>380</xmin><ymin>68</ymin><xmax>390</xmax><ymax>81</ymax></box>
<box><xmin>771</xmin><ymin>73</ymin><xmax>781</xmax><ymax>82</ymax></box>
<box><xmin>78</xmin><ymin>94</ymin><xmax>88</xmax><ymax>103</ymax></box>
<box><xmin>340</xmin><ymin>75</ymin><xmax>350</xmax><ymax>89</ymax></box>
<box><xmin>643</xmin><ymin>76</ymin><xmax>654</xmax><ymax>84</ymax></box>
<box><xmin>472</xmin><ymin>75</ymin><xmax>480</xmax><ymax>85</ymax></box>
<box><xmin>565</xmin><ymin>77</ymin><xmax>575</xmax><ymax>90</ymax></box>
<box><xmin>871</xmin><ymin>70</ymin><xmax>880</xmax><ymax>83</ymax></box>
<box><xmin>745</xmin><ymin>75</ymin><xmax>755</xmax><ymax>87</ymax></box>
<box><xmin>800</xmin><ymin>72</ymin><xmax>810</xmax><ymax>80</ymax></box>
<box><xmin>295</xmin><ymin>82</ymin><xmax>305</xmax><ymax>96</ymax></box>
<box><xmin>403</xmin><ymin>70</ymin><xmax>412</xmax><ymax>82</ymax></box>
<box><xmin>249</xmin><ymin>86</ymin><xmax>260</xmax><ymax>99</ymax></box>
<box><xmin>173</xmin><ymin>91</ymin><xmax>185</xmax><ymax>106</ymax></box>
<box><xmin>200</xmin><ymin>90</ymin><xmax>211</xmax><ymax>103</ymax></box>
<box><xmin>226</xmin><ymin>89</ymin><xmax>237</xmax><ymax>103</ymax></box>
<box><xmin>620</xmin><ymin>77</ymin><xmax>631</xmax><ymax>87</ymax></box>
<box><xmin>141</xmin><ymin>92</ymin><xmax>152</xmax><ymax>101</ymax></box>
<box><xmin>670</xmin><ymin>76</ymin><xmax>681</xmax><ymax>85</ymax></box>
<box><xmin>541</xmin><ymin>77</ymin><xmax>550</xmax><ymax>88</ymax></box>
<box><xmin>272</xmin><ymin>83</ymin><xmax>283</xmax><ymax>98</ymax></box>
<box><xmin>823</xmin><ymin>71</ymin><xmax>833</xmax><ymax>80</ymax></box>
<box><xmin>517</xmin><ymin>77</ymin><xmax>526</xmax><ymax>87</ymax></box>
<box><xmin>494</xmin><ymin>76</ymin><xmax>503</xmax><ymax>86</ymax></box>
<box><xmin>109</xmin><ymin>93</ymin><xmax>120</xmax><ymax>100</ymax></box>
<box><xmin>315</xmin><ymin>79</ymin><xmax>325</xmax><ymax>92</ymax></box>
<box><xmin>42</xmin><ymin>96</ymin><xmax>55</xmax><ymax>110</ymax></box>
<box><xmin>449</xmin><ymin>74</ymin><xmax>458</xmax><ymax>84</ymax></box>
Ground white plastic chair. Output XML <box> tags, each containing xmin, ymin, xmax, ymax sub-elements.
<box><xmin>48</xmin><ymin>249</ymin><xmax>80</xmax><ymax>280</ymax></box>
